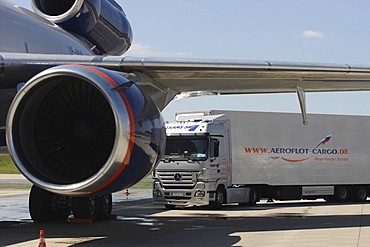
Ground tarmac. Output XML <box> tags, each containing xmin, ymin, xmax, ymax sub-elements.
<box><xmin>1</xmin><ymin>174</ymin><xmax>370</xmax><ymax>246</ymax></box>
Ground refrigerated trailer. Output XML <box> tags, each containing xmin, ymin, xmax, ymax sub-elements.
<box><xmin>153</xmin><ymin>110</ymin><xmax>370</xmax><ymax>209</ymax></box>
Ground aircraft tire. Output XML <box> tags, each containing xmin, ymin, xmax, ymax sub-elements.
<box><xmin>29</xmin><ymin>185</ymin><xmax>54</xmax><ymax>223</ymax></box>
<box><xmin>72</xmin><ymin>196</ymin><xmax>99</xmax><ymax>221</ymax></box>
<box><xmin>51</xmin><ymin>195</ymin><xmax>71</xmax><ymax>221</ymax></box>
<box><xmin>97</xmin><ymin>194</ymin><xmax>112</xmax><ymax>220</ymax></box>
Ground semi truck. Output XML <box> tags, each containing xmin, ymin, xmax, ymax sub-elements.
<box><xmin>152</xmin><ymin>110</ymin><xmax>370</xmax><ymax>209</ymax></box>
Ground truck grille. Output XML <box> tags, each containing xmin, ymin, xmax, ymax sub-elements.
<box><xmin>157</xmin><ymin>171</ymin><xmax>197</xmax><ymax>189</ymax></box>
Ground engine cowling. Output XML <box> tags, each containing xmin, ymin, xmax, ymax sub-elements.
<box><xmin>6</xmin><ymin>65</ymin><xmax>165</xmax><ymax>196</ymax></box>
<box><xmin>31</xmin><ymin>0</ymin><xmax>132</xmax><ymax>55</ymax></box>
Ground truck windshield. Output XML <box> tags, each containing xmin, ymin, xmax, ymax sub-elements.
<box><xmin>163</xmin><ymin>136</ymin><xmax>208</xmax><ymax>161</ymax></box>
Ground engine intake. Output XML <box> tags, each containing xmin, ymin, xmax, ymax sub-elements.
<box><xmin>7</xmin><ymin>65</ymin><xmax>165</xmax><ymax>196</ymax></box>
<box><xmin>32</xmin><ymin>0</ymin><xmax>133</xmax><ymax>55</ymax></box>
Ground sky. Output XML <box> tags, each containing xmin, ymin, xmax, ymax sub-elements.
<box><xmin>12</xmin><ymin>0</ymin><xmax>370</xmax><ymax>121</ymax></box>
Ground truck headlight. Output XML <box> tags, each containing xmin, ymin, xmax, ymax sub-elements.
<box><xmin>196</xmin><ymin>184</ymin><xmax>205</xmax><ymax>189</ymax></box>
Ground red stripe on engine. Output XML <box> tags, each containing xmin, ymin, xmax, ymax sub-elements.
<box><xmin>73</xmin><ymin>65</ymin><xmax>135</xmax><ymax>195</ymax></box>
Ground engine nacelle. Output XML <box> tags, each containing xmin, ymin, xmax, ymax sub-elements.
<box><xmin>32</xmin><ymin>0</ymin><xmax>132</xmax><ymax>55</ymax></box>
<box><xmin>6</xmin><ymin>65</ymin><xmax>165</xmax><ymax>196</ymax></box>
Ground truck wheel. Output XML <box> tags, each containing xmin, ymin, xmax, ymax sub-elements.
<box><xmin>335</xmin><ymin>186</ymin><xmax>351</xmax><ymax>202</ymax></box>
<box><xmin>209</xmin><ymin>186</ymin><xmax>225</xmax><ymax>209</ymax></box>
<box><xmin>238</xmin><ymin>188</ymin><xmax>259</xmax><ymax>207</ymax></box>
<box><xmin>354</xmin><ymin>186</ymin><xmax>368</xmax><ymax>202</ymax></box>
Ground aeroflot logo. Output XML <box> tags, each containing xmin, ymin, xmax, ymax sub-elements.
<box><xmin>166</xmin><ymin>125</ymin><xmax>199</xmax><ymax>131</ymax></box>
<box><xmin>244</xmin><ymin>133</ymin><xmax>349</xmax><ymax>163</ymax></box>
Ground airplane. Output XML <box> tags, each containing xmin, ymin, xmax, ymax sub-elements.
<box><xmin>2</xmin><ymin>0</ymin><xmax>370</xmax><ymax>223</ymax></box>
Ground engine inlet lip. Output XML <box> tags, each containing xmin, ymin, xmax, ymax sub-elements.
<box><xmin>6</xmin><ymin>65</ymin><xmax>132</xmax><ymax>195</ymax></box>
<box><xmin>31</xmin><ymin>0</ymin><xmax>84</xmax><ymax>23</ymax></box>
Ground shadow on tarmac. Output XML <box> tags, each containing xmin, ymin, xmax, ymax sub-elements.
<box><xmin>1</xmin><ymin>199</ymin><xmax>370</xmax><ymax>246</ymax></box>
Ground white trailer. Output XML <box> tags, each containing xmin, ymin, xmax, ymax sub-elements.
<box><xmin>153</xmin><ymin>110</ymin><xmax>370</xmax><ymax>209</ymax></box>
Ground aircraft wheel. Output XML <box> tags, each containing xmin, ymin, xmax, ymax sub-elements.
<box><xmin>354</xmin><ymin>186</ymin><xmax>368</xmax><ymax>202</ymax></box>
<box><xmin>51</xmin><ymin>195</ymin><xmax>72</xmax><ymax>221</ymax></box>
<box><xmin>335</xmin><ymin>186</ymin><xmax>351</xmax><ymax>202</ymax></box>
<box><xmin>29</xmin><ymin>185</ymin><xmax>53</xmax><ymax>223</ymax></box>
<box><xmin>97</xmin><ymin>194</ymin><xmax>112</xmax><ymax>220</ymax></box>
<box><xmin>29</xmin><ymin>185</ymin><xmax>71</xmax><ymax>223</ymax></box>
<box><xmin>72</xmin><ymin>196</ymin><xmax>99</xmax><ymax>221</ymax></box>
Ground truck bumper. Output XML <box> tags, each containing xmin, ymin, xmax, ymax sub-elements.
<box><xmin>153</xmin><ymin>181</ymin><xmax>210</xmax><ymax>206</ymax></box>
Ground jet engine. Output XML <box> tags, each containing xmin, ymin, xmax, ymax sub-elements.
<box><xmin>31</xmin><ymin>0</ymin><xmax>132</xmax><ymax>55</ymax></box>
<box><xmin>6</xmin><ymin>65</ymin><xmax>165</xmax><ymax>197</ymax></box>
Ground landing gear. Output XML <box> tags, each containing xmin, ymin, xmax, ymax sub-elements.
<box><xmin>72</xmin><ymin>194</ymin><xmax>113</xmax><ymax>221</ymax></box>
<box><xmin>29</xmin><ymin>185</ymin><xmax>113</xmax><ymax>223</ymax></box>
<box><xmin>72</xmin><ymin>196</ymin><xmax>99</xmax><ymax>221</ymax></box>
<box><xmin>71</xmin><ymin>194</ymin><xmax>113</xmax><ymax>221</ymax></box>
<box><xmin>29</xmin><ymin>185</ymin><xmax>71</xmax><ymax>223</ymax></box>
<box><xmin>97</xmin><ymin>194</ymin><xmax>113</xmax><ymax>220</ymax></box>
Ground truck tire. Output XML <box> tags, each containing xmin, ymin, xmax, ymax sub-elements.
<box><xmin>353</xmin><ymin>186</ymin><xmax>368</xmax><ymax>202</ymax></box>
<box><xmin>209</xmin><ymin>186</ymin><xmax>225</xmax><ymax>209</ymax></box>
<box><xmin>335</xmin><ymin>186</ymin><xmax>351</xmax><ymax>202</ymax></box>
<box><xmin>239</xmin><ymin>188</ymin><xmax>259</xmax><ymax>207</ymax></box>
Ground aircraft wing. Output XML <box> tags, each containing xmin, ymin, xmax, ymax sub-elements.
<box><xmin>120</xmin><ymin>56</ymin><xmax>370</xmax><ymax>94</ymax></box>
<box><xmin>3</xmin><ymin>53</ymin><xmax>370</xmax><ymax>111</ymax></box>
<box><xmin>3</xmin><ymin>53</ymin><xmax>370</xmax><ymax>97</ymax></box>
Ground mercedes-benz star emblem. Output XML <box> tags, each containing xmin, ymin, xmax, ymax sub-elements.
<box><xmin>174</xmin><ymin>173</ymin><xmax>182</xmax><ymax>181</ymax></box>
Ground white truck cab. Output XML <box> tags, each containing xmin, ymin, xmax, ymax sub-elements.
<box><xmin>153</xmin><ymin>111</ymin><xmax>249</xmax><ymax>209</ymax></box>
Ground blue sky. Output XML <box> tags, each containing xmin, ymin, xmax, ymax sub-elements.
<box><xmin>13</xmin><ymin>0</ymin><xmax>370</xmax><ymax>121</ymax></box>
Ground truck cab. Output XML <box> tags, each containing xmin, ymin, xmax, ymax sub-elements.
<box><xmin>153</xmin><ymin>113</ymin><xmax>230</xmax><ymax>209</ymax></box>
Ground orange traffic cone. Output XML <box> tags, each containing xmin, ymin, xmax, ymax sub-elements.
<box><xmin>38</xmin><ymin>230</ymin><xmax>46</xmax><ymax>247</ymax></box>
